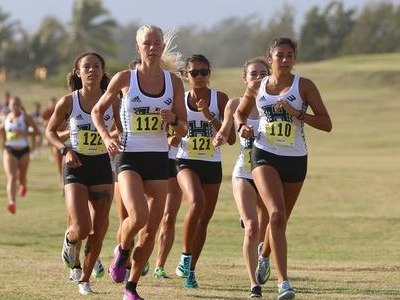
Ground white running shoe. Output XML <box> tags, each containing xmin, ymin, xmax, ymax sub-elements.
<box><xmin>61</xmin><ymin>231</ymin><xmax>77</xmax><ymax>269</ymax></box>
<box><xmin>257</xmin><ymin>242</ymin><xmax>264</xmax><ymax>256</ymax></box>
<box><xmin>78</xmin><ymin>281</ymin><xmax>94</xmax><ymax>295</ymax></box>
<box><xmin>278</xmin><ymin>280</ymin><xmax>295</xmax><ymax>300</ymax></box>
<box><xmin>69</xmin><ymin>267</ymin><xmax>82</xmax><ymax>281</ymax></box>
<box><xmin>92</xmin><ymin>258</ymin><xmax>105</xmax><ymax>278</ymax></box>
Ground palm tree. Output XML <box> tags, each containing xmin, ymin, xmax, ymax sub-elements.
<box><xmin>69</xmin><ymin>0</ymin><xmax>117</xmax><ymax>57</ymax></box>
<box><xmin>0</xmin><ymin>7</ymin><xmax>19</xmax><ymax>68</ymax></box>
<box><xmin>29</xmin><ymin>16</ymin><xmax>68</xmax><ymax>74</ymax></box>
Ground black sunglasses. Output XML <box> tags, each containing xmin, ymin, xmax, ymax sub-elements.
<box><xmin>188</xmin><ymin>68</ymin><xmax>210</xmax><ymax>77</ymax></box>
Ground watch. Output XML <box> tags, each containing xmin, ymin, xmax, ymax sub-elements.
<box><xmin>60</xmin><ymin>145</ymin><xmax>70</xmax><ymax>156</ymax></box>
<box><xmin>237</xmin><ymin>123</ymin><xmax>245</xmax><ymax>133</ymax></box>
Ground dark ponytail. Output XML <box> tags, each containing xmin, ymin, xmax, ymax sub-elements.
<box><xmin>67</xmin><ymin>52</ymin><xmax>110</xmax><ymax>92</ymax></box>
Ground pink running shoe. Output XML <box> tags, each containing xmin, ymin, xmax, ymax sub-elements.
<box><xmin>7</xmin><ymin>202</ymin><xmax>15</xmax><ymax>214</ymax></box>
<box><xmin>18</xmin><ymin>186</ymin><xmax>27</xmax><ymax>197</ymax></box>
<box><xmin>109</xmin><ymin>245</ymin><xmax>128</xmax><ymax>283</ymax></box>
<box><xmin>123</xmin><ymin>289</ymin><xmax>144</xmax><ymax>300</ymax></box>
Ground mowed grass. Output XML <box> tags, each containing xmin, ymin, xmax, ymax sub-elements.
<box><xmin>1</xmin><ymin>53</ymin><xmax>400</xmax><ymax>300</ymax></box>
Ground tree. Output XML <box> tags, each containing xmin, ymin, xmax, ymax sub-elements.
<box><xmin>251</xmin><ymin>4</ymin><xmax>296</xmax><ymax>58</ymax></box>
<box><xmin>342</xmin><ymin>2</ymin><xmax>400</xmax><ymax>54</ymax></box>
<box><xmin>29</xmin><ymin>16</ymin><xmax>68</xmax><ymax>74</ymax></box>
<box><xmin>69</xmin><ymin>0</ymin><xmax>117</xmax><ymax>57</ymax></box>
<box><xmin>0</xmin><ymin>7</ymin><xmax>19</xmax><ymax>68</ymax></box>
<box><xmin>299</xmin><ymin>1</ymin><xmax>355</xmax><ymax>61</ymax></box>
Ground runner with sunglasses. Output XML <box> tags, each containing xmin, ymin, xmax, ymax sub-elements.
<box><xmin>174</xmin><ymin>54</ymin><xmax>236</xmax><ymax>288</ymax></box>
<box><xmin>235</xmin><ymin>37</ymin><xmax>332</xmax><ymax>300</ymax></box>
<box><xmin>92</xmin><ymin>25</ymin><xmax>187</xmax><ymax>300</ymax></box>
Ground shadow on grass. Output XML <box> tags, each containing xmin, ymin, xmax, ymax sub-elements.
<box><xmin>296</xmin><ymin>286</ymin><xmax>400</xmax><ymax>297</ymax></box>
<box><xmin>0</xmin><ymin>241</ymin><xmax>39</xmax><ymax>247</ymax></box>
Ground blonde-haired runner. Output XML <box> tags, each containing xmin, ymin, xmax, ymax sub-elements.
<box><xmin>92</xmin><ymin>25</ymin><xmax>187</xmax><ymax>300</ymax></box>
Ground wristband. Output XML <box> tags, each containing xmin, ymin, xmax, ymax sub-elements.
<box><xmin>237</xmin><ymin>123</ymin><xmax>245</xmax><ymax>133</ymax></box>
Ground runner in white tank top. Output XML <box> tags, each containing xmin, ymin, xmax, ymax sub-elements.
<box><xmin>46</xmin><ymin>52</ymin><xmax>120</xmax><ymax>295</ymax></box>
<box><xmin>91</xmin><ymin>25</ymin><xmax>187</xmax><ymax>300</ymax></box>
<box><xmin>68</xmin><ymin>90</ymin><xmax>113</xmax><ymax>155</ymax></box>
<box><xmin>213</xmin><ymin>58</ymin><xmax>270</xmax><ymax>298</ymax></box>
<box><xmin>177</xmin><ymin>89</ymin><xmax>221</xmax><ymax>161</ymax></box>
<box><xmin>255</xmin><ymin>74</ymin><xmax>307</xmax><ymax>156</ymax></box>
<box><xmin>175</xmin><ymin>54</ymin><xmax>235</xmax><ymax>289</ymax></box>
<box><xmin>1</xmin><ymin>96</ymin><xmax>39</xmax><ymax>214</ymax></box>
<box><xmin>235</xmin><ymin>38</ymin><xmax>332</xmax><ymax>300</ymax></box>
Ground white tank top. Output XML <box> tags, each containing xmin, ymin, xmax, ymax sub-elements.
<box><xmin>254</xmin><ymin>75</ymin><xmax>307</xmax><ymax>156</ymax></box>
<box><xmin>120</xmin><ymin>69</ymin><xmax>173</xmax><ymax>152</ymax></box>
<box><xmin>177</xmin><ymin>90</ymin><xmax>221</xmax><ymax>162</ymax></box>
<box><xmin>69</xmin><ymin>90</ymin><xmax>113</xmax><ymax>155</ymax></box>
<box><xmin>233</xmin><ymin>118</ymin><xmax>259</xmax><ymax>179</ymax></box>
<box><xmin>4</xmin><ymin>113</ymin><xmax>29</xmax><ymax>148</ymax></box>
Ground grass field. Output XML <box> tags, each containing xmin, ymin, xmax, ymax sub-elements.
<box><xmin>1</xmin><ymin>53</ymin><xmax>400</xmax><ymax>300</ymax></box>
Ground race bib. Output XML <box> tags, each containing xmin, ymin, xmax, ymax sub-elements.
<box><xmin>6</xmin><ymin>131</ymin><xmax>18</xmax><ymax>141</ymax></box>
<box><xmin>131</xmin><ymin>114</ymin><xmax>162</xmax><ymax>133</ymax></box>
<box><xmin>265</xmin><ymin>121</ymin><xmax>296</xmax><ymax>147</ymax></box>
<box><xmin>243</xmin><ymin>148</ymin><xmax>252</xmax><ymax>172</ymax></box>
<box><xmin>78</xmin><ymin>130</ymin><xmax>105</xmax><ymax>154</ymax></box>
<box><xmin>188</xmin><ymin>137</ymin><xmax>214</xmax><ymax>158</ymax></box>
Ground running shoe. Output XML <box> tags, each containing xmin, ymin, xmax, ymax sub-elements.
<box><xmin>7</xmin><ymin>202</ymin><xmax>15</xmax><ymax>214</ymax></box>
<box><xmin>255</xmin><ymin>256</ymin><xmax>270</xmax><ymax>285</ymax></box>
<box><xmin>249</xmin><ymin>285</ymin><xmax>262</xmax><ymax>298</ymax></box>
<box><xmin>18</xmin><ymin>186</ymin><xmax>27</xmax><ymax>197</ymax></box>
<box><xmin>78</xmin><ymin>281</ymin><xmax>94</xmax><ymax>295</ymax></box>
<box><xmin>184</xmin><ymin>270</ymin><xmax>198</xmax><ymax>288</ymax></box>
<box><xmin>278</xmin><ymin>280</ymin><xmax>295</xmax><ymax>300</ymax></box>
<box><xmin>61</xmin><ymin>231</ymin><xmax>77</xmax><ymax>269</ymax></box>
<box><xmin>92</xmin><ymin>258</ymin><xmax>105</xmax><ymax>278</ymax></box>
<box><xmin>175</xmin><ymin>254</ymin><xmax>191</xmax><ymax>278</ymax></box>
<box><xmin>70</xmin><ymin>265</ymin><xmax>82</xmax><ymax>281</ymax></box>
<box><xmin>125</xmin><ymin>267</ymin><xmax>131</xmax><ymax>282</ymax></box>
<box><xmin>109</xmin><ymin>245</ymin><xmax>128</xmax><ymax>283</ymax></box>
<box><xmin>257</xmin><ymin>242</ymin><xmax>264</xmax><ymax>256</ymax></box>
<box><xmin>153</xmin><ymin>267</ymin><xmax>168</xmax><ymax>278</ymax></box>
<box><xmin>141</xmin><ymin>261</ymin><xmax>149</xmax><ymax>276</ymax></box>
<box><xmin>123</xmin><ymin>289</ymin><xmax>144</xmax><ymax>300</ymax></box>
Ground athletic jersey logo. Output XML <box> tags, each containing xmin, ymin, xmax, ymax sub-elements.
<box><xmin>188</xmin><ymin>120</ymin><xmax>213</xmax><ymax>137</ymax></box>
<box><xmin>261</xmin><ymin>104</ymin><xmax>293</xmax><ymax>123</ymax></box>
<box><xmin>133</xmin><ymin>107</ymin><xmax>159</xmax><ymax>114</ymax></box>
<box><xmin>76</xmin><ymin>114</ymin><xmax>84</xmax><ymax>120</ymax></box>
<box><xmin>164</xmin><ymin>98</ymin><xmax>172</xmax><ymax>105</ymax></box>
<box><xmin>104</xmin><ymin>114</ymin><xmax>111</xmax><ymax>121</ymax></box>
<box><xmin>286</xmin><ymin>95</ymin><xmax>296</xmax><ymax>102</ymax></box>
<box><xmin>77</xmin><ymin>123</ymin><xmax>91</xmax><ymax>130</ymax></box>
<box><xmin>259</xmin><ymin>96</ymin><xmax>267</xmax><ymax>102</ymax></box>
<box><xmin>130</xmin><ymin>96</ymin><xmax>141</xmax><ymax>103</ymax></box>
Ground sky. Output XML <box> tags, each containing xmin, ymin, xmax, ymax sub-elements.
<box><xmin>2</xmin><ymin>0</ymin><xmax>399</xmax><ymax>33</ymax></box>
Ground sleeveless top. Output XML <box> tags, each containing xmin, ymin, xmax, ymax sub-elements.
<box><xmin>177</xmin><ymin>89</ymin><xmax>221</xmax><ymax>162</ymax></box>
<box><xmin>254</xmin><ymin>75</ymin><xmax>307</xmax><ymax>156</ymax></box>
<box><xmin>233</xmin><ymin>118</ymin><xmax>259</xmax><ymax>179</ymax></box>
<box><xmin>4</xmin><ymin>113</ymin><xmax>29</xmax><ymax>148</ymax></box>
<box><xmin>68</xmin><ymin>90</ymin><xmax>113</xmax><ymax>155</ymax></box>
<box><xmin>120</xmin><ymin>69</ymin><xmax>174</xmax><ymax>152</ymax></box>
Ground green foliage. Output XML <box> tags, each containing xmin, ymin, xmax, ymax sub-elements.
<box><xmin>342</xmin><ymin>2</ymin><xmax>400</xmax><ymax>54</ymax></box>
<box><xmin>69</xmin><ymin>0</ymin><xmax>117</xmax><ymax>57</ymax></box>
<box><xmin>299</xmin><ymin>1</ymin><xmax>355</xmax><ymax>61</ymax></box>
